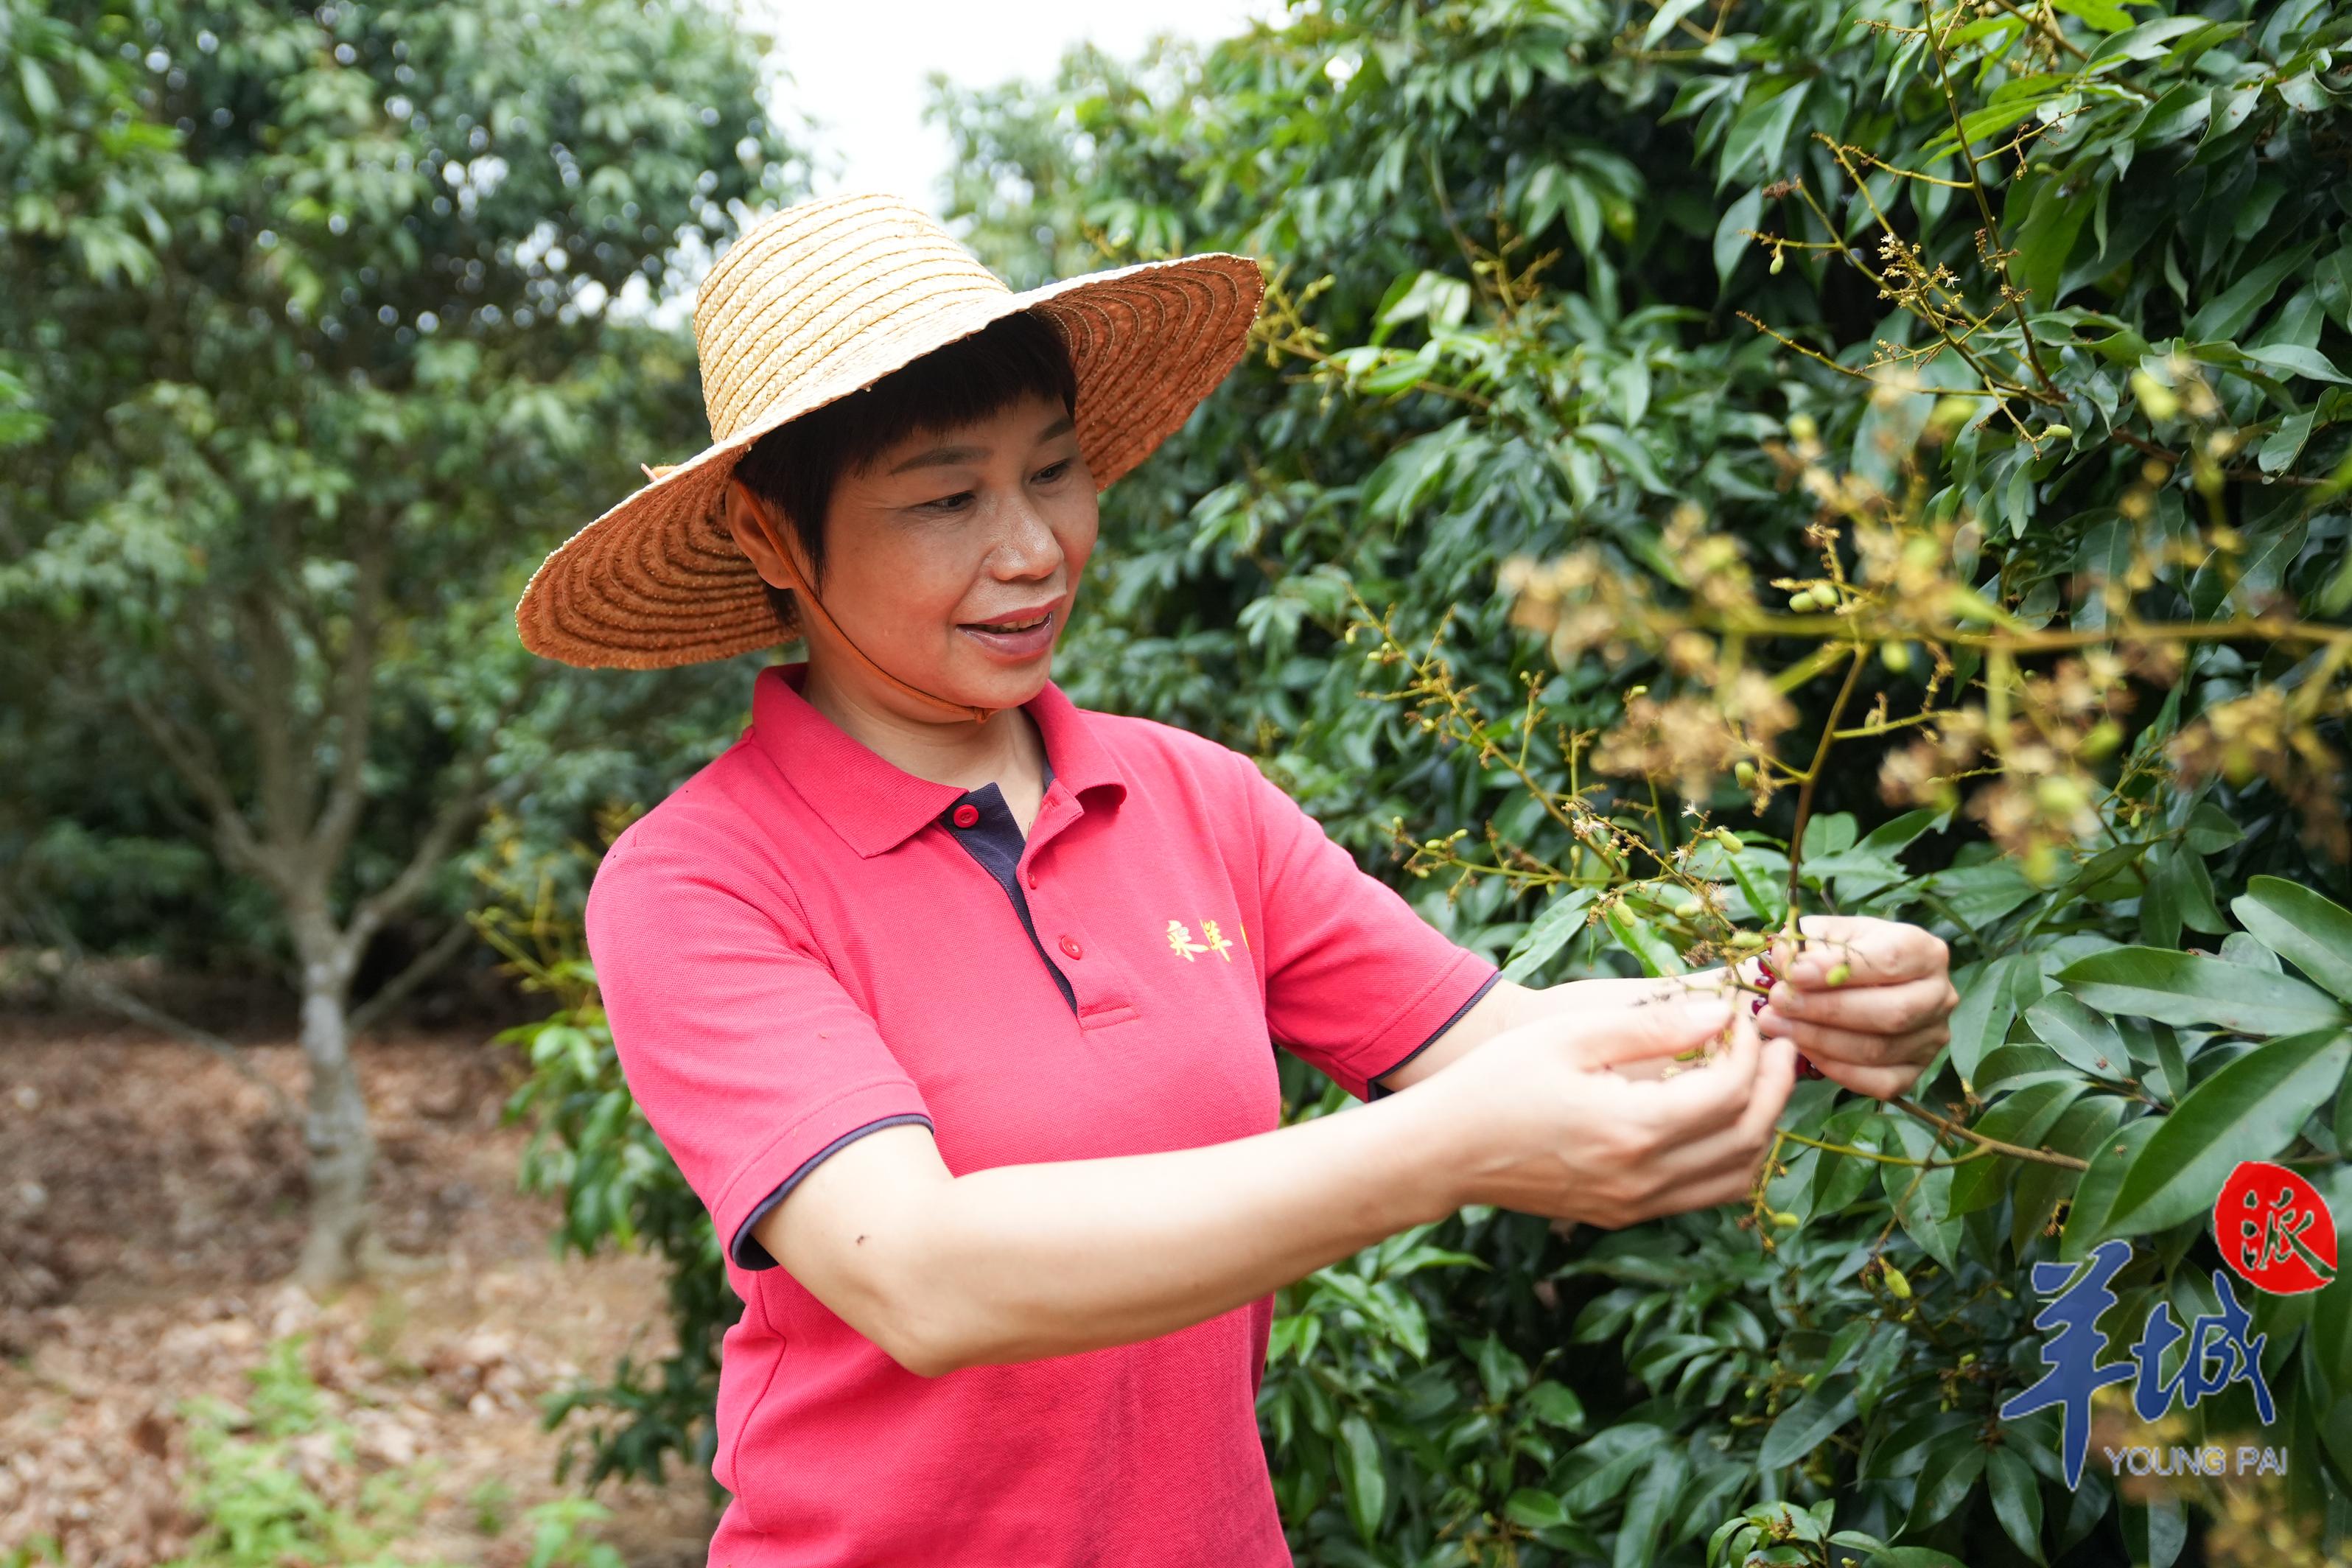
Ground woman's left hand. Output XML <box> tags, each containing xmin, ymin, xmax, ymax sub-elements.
<box><xmin>1755</xmin><ymin>915</ymin><xmax>1959</xmax><ymax>1100</ymax></box>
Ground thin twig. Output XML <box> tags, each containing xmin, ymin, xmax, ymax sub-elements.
<box><xmin>1785</xmin><ymin>643</ymin><xmax>1868</xmax><ymax>914</ymax></box>
<box><xmin>1893</xmin><ymin>1094</ymin><xmax>2091</xmax><ymax>1170</ymax></box>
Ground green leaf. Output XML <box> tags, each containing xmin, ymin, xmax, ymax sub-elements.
<box><xmin>1719</xmin><ymin>80</ymin><xmax>1810</xmax><ymax>186</ymax></box>
<box><xmin>2117</xmin><ymin>1496</ymin><xmax>2187</xmax><ymax>1568</ymax></box>
<box><xmin>2243</xmin><ymin>343</ymin><xmax>2351</xmax><ymax>385</ymax></box>
<box><xmin>1715</xmin><ymin>186</ymin><xmax>1763</xmax><ymax>289</ymax></box>
<box><xmin>2089</xmin><ymin>17</ymin><xmax>2209</xmax><ymax>63</ymax></box>
<box><xmin>2049</xmin><ymin>0</ymin><xmax>2133</xmax><ymax>29</ymax></box>
<box><xmin>1950</xmin><ymin>954</ymin><xmax>2035</xmax><ymax>1083</ymax></box>
<box><xmin>1603</xmin><ymin>900</ymin><xmax>1687</xmax><ymax>977</ymax></box>
<box><xmin>1503</xmin><ymin>886</ymin><xmax>1598</xmax><ymax>981</ymax></box>
<box><xmin>1866</xmin><ymin>1552</ymin><xmax>1971</xmax><ymax>1568</ymax></box>
<box><xmin>2011</xmin><ymin>175</ymin><xmax>2093</xmax><ymax>309</ymax></box>
<box><xmin>1717</xmin><ymin>836</ymin><xmax>1791</xmax><ymax>926</ymax></box>
<box><xmin>1987</xmin><ymin>1445</ymin><xmax>2048</xmax><ymax>1564</ymax></box>
<box><xmin>1505</xmin><ymin>1488</ymin><xmax>1569</xmax><ymax>1530</ymax></box>
<box><xmin>1559</xmin><ymin>1424</ymin><xmax>1669</xmax><ymax>1514</ymax></box>
<box><xmin>1883</xmin><ymin>1118</ymin><xmax>1963</xmax><ymax>1268</ymax></box>
<box><xmin>1758</xmin><ymin>1375</ymin><xmax>1859</xmax><ymax>1470</ymax></box>
<box><xmin>2026</xmin><ymin>993</ymin><xmax>2130</xmax><ymax>1076</ymax></box>
<box><xmin>2062</xmin><ymin>1116</ymin><xmax>2163</xmax><ymax>1258</ymax></box>
<box><xmin>1950</xmin><ymin>1080</ymin><xmax>2087</xmax><ymax>1216</ymax></box>
<box><xmin>1527</xmin><ymin>1380</ymin><xmax>1587</xmax><ymax>1432</ymax></box>
<box><xmin>1613</xmin><ymin>1447</ymin><xmax>1688</xmax><ymax>1568</ymax></box>
<box><xmin>2183</xmin><ymin>802</ymin><xmax>2244</xmax><ymax>854</ymax></box>
<box><xmin>1905</xmin><ymin>1429</ymin><xmax>1985</xmax><ymax>1530</ymax></box>
<box><xmin>2013</xmin><ymin>1096</ymin><xmax>2129</xmax><ymax>1255</ymax></box>
<box><xmin>1337</xmin><ymin>1415</ymin><xmax>1386</xmax><ymax>1544</ymax></box>
<box><xmin>2055</xmin><ymin>948</ymin><xmax>2348</xmax><ymax>1035</ymax></box>
<box><xmin>2232</xmin><ymin>877</ymin><xmax>2352</xmax><ymax>1002</ymax></box>
<box><xmin>2104</xmin><ymin>1029</ymin><xmax>2351</xmax><ymax>1236</ymax></box>
<box><xmin>1642</xmin><ymin>0</ymin><xmax>1709</xmax><ymax>47</ymax></box>
<box><xmin>2187</xmin><ymin>244</ymin><xmax>2318</xmax><ymax>342</ymax></box>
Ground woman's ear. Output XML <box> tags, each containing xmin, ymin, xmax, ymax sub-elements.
<box><xmin>722</xmin><ymin>477</ymin><xmax>809</xmax><ymax>592</ymax></box>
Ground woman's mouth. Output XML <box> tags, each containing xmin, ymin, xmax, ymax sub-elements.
<box><xmin>957</xmin><ymin>604</ymin><xmax>1059</xmax><ymax>658</ymax></box>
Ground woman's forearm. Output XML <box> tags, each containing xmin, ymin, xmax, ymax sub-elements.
<box><xmin>761</xmin><ymin>1085</ymin><xmax>1471</xmax><ymax>1376</ymax></box>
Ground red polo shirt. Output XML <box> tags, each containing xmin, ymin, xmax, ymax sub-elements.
<box><xmin>585</xmin><ymin>662</ymin><xmax>1499</xmax><ymax>1568</ymax></box>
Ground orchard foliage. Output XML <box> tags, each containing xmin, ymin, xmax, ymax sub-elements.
<box><xmin>974</xmin><ymin>2</ymin><xmax>2352</xmax><ymax>1561</ymax></box>
<box><xmin>0</xmin><ymin>0</ymin><xmax>794</xmax><ymax>1284</ymax></box>
<box><xmin>504</xmin><ymin>0</ymin><xmax>2352</xmax><ymax>1563</ymax></box>
<box><xmin>1</xmin><ymin>0</ymin><xmax>790</xmax><ymax>969</ymax></box>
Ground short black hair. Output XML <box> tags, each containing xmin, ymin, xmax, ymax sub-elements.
<box><xmin>730</xmin><ymin>309</ymin><xmax>1079</xmax><ymax>633</ymax></box>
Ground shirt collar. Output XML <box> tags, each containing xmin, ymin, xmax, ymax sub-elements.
<box><xmin>747</xmin><ymin>662</ymin><xmax>1127</xmax><ymax>858</ymax></box>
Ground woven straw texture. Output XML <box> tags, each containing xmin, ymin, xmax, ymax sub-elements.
<box><xmin>514</xmin><ymin>192</ymin><xmax>1264</xmax><ymax>669</ymax></box>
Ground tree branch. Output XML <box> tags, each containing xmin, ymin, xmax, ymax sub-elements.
<box><xmin>15</xmin><ymin>901</ymin><xmax>298</xmax><ymax>1124</ymax></box>
<box><xmin>124</xmin><ymin>690</ymin><xmax>273</xmax><ymax>883</ymax></box>
<box><xmin>226</xmin><ymin>587</ymin><xmax>311</xmax><ymax>850</ymax></box>
<box><xmin>347</xmin><ymin>917</ymin><xmax>479</xmax><ymax>1037</ymax></box>
<box><xmin>308</xmin><ymin>532</ymin><xmax>388</xmax><ymax>871</ymax></box>
<box><xmin>348</xmin><ymin>670</ymin><xmax>538</xmax><ymax>949</ymax></box>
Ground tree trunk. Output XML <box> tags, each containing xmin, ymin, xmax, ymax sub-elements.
<box><xmin>292</xmin><ymin>935</ymin><xmax>374</xmax><ymax>1293</ymax></box>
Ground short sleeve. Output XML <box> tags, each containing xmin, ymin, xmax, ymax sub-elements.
<box><xmin>585</xmin><ymin>819</ymin><xmax>933</xmax><ymax>1271</ymax></box>
<box><xmin>1233</xmin><ymin>755</ymin><xmax>1501</xmax><ymax>1100</ymax></box>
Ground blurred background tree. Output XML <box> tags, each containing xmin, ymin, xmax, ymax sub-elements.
<box><xmin>0</xmin><ymin>0</ymin><xmax>797</xmax><ymax>1288</ymax></box>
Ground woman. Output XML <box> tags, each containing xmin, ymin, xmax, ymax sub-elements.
<box><xmin>516</xmin><ymin>194</ymin><xmax>1959</xmax><ymax>1567</ymax></box>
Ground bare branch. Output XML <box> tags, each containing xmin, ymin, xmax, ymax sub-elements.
<box><xmin>14</xmin><ymin>902</ymin><xmax>298</xmax><ymax>1124</ymax></box>
<box><xmin>348</xmin><ymin>671</ymin><xmax>539</xmax><ymax>948</ymax></box>
<box><xmin>348</xmin><ymin>917</ymin><xmax>480</xmax><ymax>1037</ymax></box>
<box><xmin>309</xmin><ymin>532</ymin><xmax>388</xmax><ymax>871</ymax></box>
<box><xmin>125</xmin><ymin>691</ymin><xmax>273</xmax><ymax>883</ymax></box>
<box><xmin>226</xmin><ymin>587</ymin><xmax>311</xmax><ymax>850</ymax></box>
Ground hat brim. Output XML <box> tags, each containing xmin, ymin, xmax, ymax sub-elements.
<box><xmin>513</xmin><ymin>251</ymin><xmax>1265</xmax><ymax>670</ymax></box>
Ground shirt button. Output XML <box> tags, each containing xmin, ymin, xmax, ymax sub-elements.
<box><xmin>1026</xmin><ymin>871</ymin><xmax>1039</xmax><ymax>889</ymax></box>
<box><xmin>952</xmin><ymin>803</ymin><xmax>979</xmax><ymax>828</ymax></box>
<box><xmin>1059</xmin><ymin>936</ymin><xmax>1083</xmax><ymax>961</ymax></box>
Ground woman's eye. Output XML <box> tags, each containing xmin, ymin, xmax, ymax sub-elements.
<box><xmin>1032</xmin><ymin>460</ymin><xmax>1071</xmax><ymax>484</ymax></box>
<box><xmin>920</xmin><ymin>490</ymin><xmax>976</xmax><ymax>513</ymax></box>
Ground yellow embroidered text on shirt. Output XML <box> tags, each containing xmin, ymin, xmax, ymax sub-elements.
<box><xmin>1167</xmin><ymin>918</ymin><xmax>1238</xmax><ymax>962</ymax></box>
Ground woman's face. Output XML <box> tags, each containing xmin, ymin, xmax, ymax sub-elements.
<box><xmin>731</xmin><ymin>391</ymin><xmax>1097</xmax><ymax>719</ymax></box>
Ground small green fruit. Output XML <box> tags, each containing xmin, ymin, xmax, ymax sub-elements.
<box><xmin>1735</xmin><ymin>760</ymin><xmax>1757</xmax><ymax>788</ymax></box>
<box><xmin>1788</xmin><ymin>589</ymin><xmax>1818</xmax><ymax>613</ymax></box>
<box><xmin>1675</xmin><ymin>896</ymin><xmax>1704</xmax><ymax>919</ymax></box>
<box><xmin>1879</xmin><ymin>641</ymin><xmax>1911</xmax><ymax>673</ymax></box>
<box><xmin>1824</xmin><ymin>962</ymin><xmax>1851</xmax><ymax>987</ymax></box>
<box><xmin>1881</xmin><ymin>1261</ymin><xmax>1912</xmax><ymax>1300</ymax></box>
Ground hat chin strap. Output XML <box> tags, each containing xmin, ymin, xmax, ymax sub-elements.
<box><xmin>760</xmin><ymin>525</ymin><xmax>999</xmax><ymax>727</ymax></box>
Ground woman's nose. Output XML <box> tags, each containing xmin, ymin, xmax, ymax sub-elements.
<box><xmin>989</xmin><ymin>493</ymin><xmax>1064</xmax><ymax>576</ymax></box>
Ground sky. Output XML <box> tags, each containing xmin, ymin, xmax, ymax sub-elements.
<box><xmin>757</xmin><ymin>0</ymin><xmax>1280</xmax><ymax>214</ymax></box>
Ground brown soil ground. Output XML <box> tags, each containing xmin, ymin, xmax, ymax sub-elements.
<box><xmin>0</xmin><ymin>1019</ymin><xmax>719</xmax><ymax>1568</ymax></box>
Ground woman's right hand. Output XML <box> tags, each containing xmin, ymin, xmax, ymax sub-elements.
<box><xmin>1409</xmin><ymin>990</ymin><xmax>1796</xmax><ymax>1228</ymax></box>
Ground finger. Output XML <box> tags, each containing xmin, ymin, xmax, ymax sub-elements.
<box><xmin>1807</xmin><ymin>1058</ymin><xmax>1929</xmax><ymax>1102</ymax></box>
<box><xmin>1630</xmin><ymin>1012</ymin><xmax>1763</xmax><ymax>1132</ymax></box>
<box><xmin>1635</xmin><ymin>1119</ymin><xmax>1788</xmax><ymax>1217</ymax></box>
<box><xmin>1756</xmin><ymin>1010</ymin><xmax>1950</xmax><ymax>1071</ymax></box>
<box><xmin>1764</xmin><ymin>974</ymin><xmax>1959</xmax><ymax>1035</ymax></box>
<box><xmin>1558</xmin><ymin>990</ymin><xmax>1738</xmax><ymax>1071</ymax></box>
<box><xmin>1770</xmin><ymin>916</ymin><xmax>1947</xmax><ymax>988</ymax></box>
<box><xmin>1652</xmin><ymin>1034</ymin><xmax>1796</xmax><ymax>1181</ymax></box>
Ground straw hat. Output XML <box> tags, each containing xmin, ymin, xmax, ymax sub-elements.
<box><xmin>514</xmin><ymin>192</ymin><xmax>1265</xmax><ymax>669</ymax></box>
